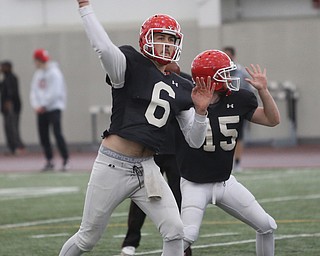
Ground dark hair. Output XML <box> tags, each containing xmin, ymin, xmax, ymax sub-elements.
<box><xmin>0</xmin><ymin>60</ymin><xmax>12</xmax><ymax>72</ymax></box>
<box><xmin>222</xmin><ymin>46</ymin><xmax>235</xmax><ymax>56</ymax></box>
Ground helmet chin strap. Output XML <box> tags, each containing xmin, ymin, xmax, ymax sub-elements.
<box><xmin>143</xmin><ymin>48</ymin><xmax>171</xmax><ymax>65</ymax></box>
<box><xmin>216</xmin><ymin>89</ymin><xmax>231</xmax><ymax>97</ymax></box>
<box><xmin>154</xmin><ymin>57</ymin><xmax>171</xmax><ymax>65</ymax></box>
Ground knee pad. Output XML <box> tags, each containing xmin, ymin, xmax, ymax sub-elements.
<box><xmin>76</xmin><ymin>229</ymin><xmax>103</xmax><ymax>252</ymax></box>
<box><xmin>160</xmin><ymin>217</ymin><xmax>184</xmax><ymax>242</ymax></box>
<box><xmin>183</xmin><ymin>224</ymin><xmax>200</xmax><ymax>244</ymax></box>
<box><xmin>258</xmin><ymin>214</ymin><xmax>277</xmax><ymax>235</ymax></box>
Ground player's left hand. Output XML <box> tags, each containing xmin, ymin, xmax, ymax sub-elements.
<box><xmin>245</xmin><ymin>64</ymin><xmax>268</xmax><ymax>91</ymax></box>
<box><xmin>191</xmin><ymin>76</ymin><xmax>214</xmax><ymax>115</ymax></box>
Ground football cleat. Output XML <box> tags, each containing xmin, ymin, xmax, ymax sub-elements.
<box><xmin>120</xmin><ymin>246</ymin><xmax>135</xmax><ymax>256</ymax></box>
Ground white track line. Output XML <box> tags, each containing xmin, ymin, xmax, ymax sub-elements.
<box><xmin>122</xmin><ymin>233</ymin><xmax>320</xmax><ymax>255</ymax></box>
<box><xmin>200</xmin><ymin>232</ymin><xmax>239</xmax><ymax>238</ymax></box>
<box><xmin>0</xmin><ymin>187</ymin><xmax>80</xmax><ymax>201</ymax></box>
<box><xmin>259</xmin><ymin>194</ymin><xmax>320</xmax><ymax>203</ymax></box>
<box><xmin>1</xmin><ymin>193</ymin><xmax>319</xmax><ymax>230</ymax></box>
<box><xmin>31</xmin><ymin>233</ymin><xmax>69</xmax><ymax>239</ymax></box>
<box><xmin>113</xmin><ymin>233</ymin><xmax>150</xmax><ymax>239</ymax></box>
<box><xmin>0</xmin><ymin>212</ymin><xmax>128</xmax><ymax>229</ymax></box>
<box><xmin>0</xmin><ymin>217</ymin><xmax>82</xmax><ymax>229</ymax></box>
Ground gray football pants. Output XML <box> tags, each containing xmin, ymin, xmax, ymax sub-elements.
<box><xmin>59</xmin><ymin>150</ymin><xmax>184</xmax><ymax>256</ymax></box>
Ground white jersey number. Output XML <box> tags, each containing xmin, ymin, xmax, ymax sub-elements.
<box><xmin>203</xmin><ymin>116</ymin><xmax>239</xmax><ymax>152</ymax></box>
<box><xmin>145</xmin><ymin>81</ymin><xmax>175</xmax><ymax>128</ymax></box>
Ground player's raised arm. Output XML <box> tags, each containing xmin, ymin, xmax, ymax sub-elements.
<box><xmin>246</xmin><ymin>64</ymin><xmax>280</xmax><ymax>126</ymax></box>
<box><xmin>76</xmin><ymin>0</ymin><xmax>126</xmax><ymax>88</ymax></box>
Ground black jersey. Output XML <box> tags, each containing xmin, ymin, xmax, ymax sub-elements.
<box><xmin>157</xmin><ymin>72</ymin><xmax>193</xmax><ymax>155</ymax></box>
<box><xmin>103</xmin><ymin>45</ymin><xmax>194</xmax><ymax>153</ymax></box>
<box><xmin>176</xmin><ymin>89</ymin><xmax>258</xmax><ymax>183</ymax></box>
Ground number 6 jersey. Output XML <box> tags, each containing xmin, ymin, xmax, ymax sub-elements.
<box><xmin>104</xmin><ymin>45</ymin><xmax>195</xmax><ymax>153</ymax></box>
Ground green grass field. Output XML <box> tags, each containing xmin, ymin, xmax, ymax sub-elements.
<box><xmin>0</xmin><ymin>168</ymin><xmax>319</xmax><ymax>256</ymax></box>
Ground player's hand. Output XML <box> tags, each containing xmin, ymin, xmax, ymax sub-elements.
<box><xmin>245</xmin><ymin>64</ymin><xmax>267</xmax><ymax>91</ymax></box>
<box><xmin>191</xmin><ymin>76</ymin><xmax>214</xmax><ymax>115</ymax></box>
<box><xmin>3</xmin><ymin>101</ymin><xmax>13</xmax><ymax>112</ymax></box>
<box><xmin>35</xmin><ymin>107</ymin><xmax>46</xmax><ymax>114</ymax></box>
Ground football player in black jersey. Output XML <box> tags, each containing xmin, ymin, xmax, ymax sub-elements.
<box><xmin>175</xmin><ymin>50</ymin><xmax>280</xmax><ymax>256</ymax></box>
<box><xmin>59</xmin><ymin>1</ymin><xmax>213</xmax><ymax>256</ymax></box>
<box><xmin>120</xmin><ymin>63</ymin><xmax>193</xmax><ymax>256</ymax></box>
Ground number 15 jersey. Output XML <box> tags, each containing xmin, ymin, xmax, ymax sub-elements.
<box><xmin>176</xmin><ymin>89</ymin><xmax>258</xmax><ymax>183</ymax></box>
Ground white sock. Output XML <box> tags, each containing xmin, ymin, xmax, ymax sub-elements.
<box><xmin>256</xmin><ymin>231</ymin><xmax>275</xmax><ymax>256</ymax></box>
<box><xmin>162</xmin><ymin>239</ymin><xmax>183</xmax><ymax>256</ymax></box>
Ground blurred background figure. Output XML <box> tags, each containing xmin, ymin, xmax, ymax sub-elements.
<box><xmin>223</xmin><ymin>46</ymin><xmax>252</xmax><ymax>172</ymax></box>
<box><xmin>30</xmin><ymin>49</ymin><xmax>69</xmax><ymax>171</ymax></box>
<box><xmin>0</xmin><ymin>60</ymin><xmax>25</xmax><ymax>155</ymax></box>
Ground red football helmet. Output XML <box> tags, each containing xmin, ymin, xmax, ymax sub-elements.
<box><xmin>139</xmin><ymin>14</ymin><xmax>183</xmax><ymax>65</ymax></box>
<box><xmin>191</xmin><ymin>49</ymin><xmax>240</xmax><ymax>92</ymax></box>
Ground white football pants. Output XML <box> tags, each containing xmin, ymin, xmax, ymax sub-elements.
<box><xmin>181</xmin><ymin>175</ymin><xmax>277</xmax><ymax>256</ymax></box>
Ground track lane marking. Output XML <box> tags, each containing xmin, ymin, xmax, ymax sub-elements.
<box><xmin>118</xmin><ymin>233</ymin><xmax>320</xmax><ymax>255</ymax></box>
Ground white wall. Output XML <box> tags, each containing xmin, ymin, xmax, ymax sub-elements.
<box><xmin>1</xmin><ymin>0</ymin><xmax>318</xmax><ymax>30</ymax></box>
<box><xmin>221</xmin><ymin>0</ymin><xmax>320</xmax><ymax>21</ymax></box>
<box><xmin>0</xmin><ymin>0</ymin><xmax>197</xmax><ymax>29</ymax></box>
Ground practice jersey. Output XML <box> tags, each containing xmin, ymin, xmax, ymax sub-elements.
<box><xmin>157</xmin><ymin>72</ymin><xmax>193</xmax><ymax>155</ymax></box>
<box><xmin>175</xmin><ymin>89</ymin><xmax>258</xmax><ymax>183</ymax></box>
<box><xmin>104</xmin><ymin>45</ymin><xmax>194</xmax><ymax>153</ymax></box>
